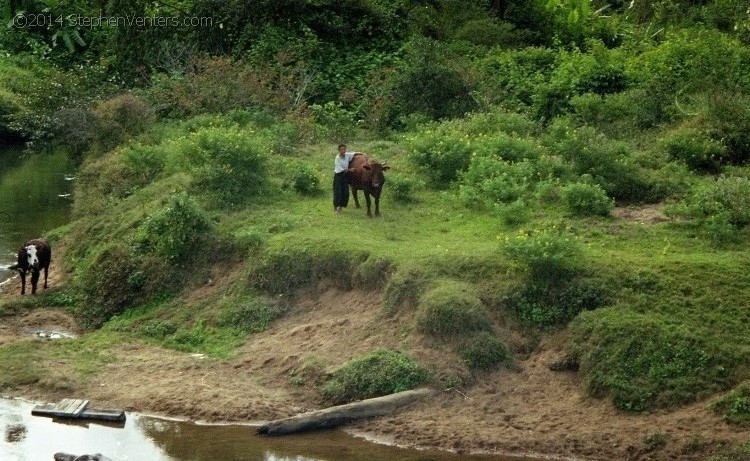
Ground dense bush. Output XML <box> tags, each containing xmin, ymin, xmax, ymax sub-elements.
<box><xmin>506</xmin><ymin>278</ymin><xmax>607</xmax><ymax>327</ymax></box>
<box><xmin>662</xmin><ymin>128</ymin><xmax>728</xmax><ymax>173</ymax></box>
<box><xmin>284</xmin><ymin>162</ymin><xmax>321</xmax><ymax>195</ymax></box>
<box><xmin>180</xmin><ymin>126</ymin><xmax>269</xmax><ymax>207</ymax></box>
<box><xmin>570</xmin><ymin>309</ymin><xmax>741</xmax><ymax>411</ymax></box>
<box><xmin>134</xmin><ymin>192</ymin><xmax>213</xmax><ymax>262</ymax></box>
<box><xmin>544</xmin><ymin>119</ymin><xmax>655</xmax><ymax>202</ymax></box>
<box><xmin>678</xmin><ymin>176</ymin><xmax>750</xmax><ymax>228</ymax></box>
<box><xmin>459</xmin><ymin>157</ymin><xmax>541</xmax><ymax>208</ymax></box>
<box><xmin>711</xmin><ymin>382</ymin><xmax>750</xmax><ymax>427</ymax></box>
<box><xmin>407</xmin><ymin>128</ymin><xmax>472</xmax><ymax>187</ymax></box>
<box><xmin>415</xmin><ymin>280</ymin><xmax>492</xmax><ymax>337</ymax></box>
<box><xmin>460</xmin><ymin>332</ymin><xmax>511</xmax><ymax>371</ymax></box>
<box><xmin>321</xmin><ymin>349</ymin><xmax>431</xmax><ymax>404</ymax></box>
<box><xmin>561</xmin><ymin>182</ymin><xmax>613</xmax><ymax>217</ymax></box>
<box><xmin>91</xmin><ymin>94</ymin><xmax>153</xmax><ymax>154</ymax></box>
<box><xmin>390</xmin><ymin>39</ymin><xmax>477</xmax><ymax>121</ymax></box>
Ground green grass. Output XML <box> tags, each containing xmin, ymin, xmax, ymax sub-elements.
<box><xmin>2</xmin><ymin>109</ymin><xmax>746</xmax><ymax>413</ymax></box>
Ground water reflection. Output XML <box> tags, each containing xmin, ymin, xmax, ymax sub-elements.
<box><xmin>1</xmin><ymin>398</ymin><xmax>534</xmax><ymax>461</ymax></box>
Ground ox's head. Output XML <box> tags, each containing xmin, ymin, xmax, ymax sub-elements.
<box><xmin>363</xmin><ymin>162</ymin><xmax>390</xmax><ymax>189</ymax></box>
<box><xmin>24</xmin><ymin>244</ymin><xmax>40</xmax><ymax>271</ymax></box>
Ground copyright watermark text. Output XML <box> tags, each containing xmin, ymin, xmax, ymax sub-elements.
<box><xmin>11</xmin><ymin>13</ymin><xmax>214</xmax><ymax>29</ymax></box>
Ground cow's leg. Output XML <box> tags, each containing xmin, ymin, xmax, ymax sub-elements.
<box><xmin>31</xmin><ymin>270</ymin><xmax>39</xmax><ymax>295</ymax></box>
<box><xmin>374</xmin><ymin>193</ymin><xmax>381</xmax><ymax>217</ymax></box>
<box><xmin>20</xmin><ymin>272</ymin><xmax>26</xmax><ymax>295</ymax></box>
<box><xmin>364</xmin><ymin>191</ymin><xmax>372</xmax><ymax>217</ymax></box>
<box><xmin>352</xmin><ymin>188</ymin><xmax>360</xmax><ymax>208</ymax></box>
<box><xmin>44</xmin><ymin>265</ymin><xmax>48</xmax><ymax>289</ymax></box>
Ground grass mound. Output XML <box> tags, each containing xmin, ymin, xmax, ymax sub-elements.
<box><xmin>321</xmin><ymin>349</ymin><xmax>431</xmax><ymax>405</ymax></box>
<box><xmin>415</xmin><ymin>280</ymin><xmax>491</xmax><ymax>337</ymax></box>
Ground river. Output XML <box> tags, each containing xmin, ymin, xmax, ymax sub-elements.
<box><xmin>0</xmin><ymin>147</ymin><xmax>73</xmax><ymax>285</ymax></box>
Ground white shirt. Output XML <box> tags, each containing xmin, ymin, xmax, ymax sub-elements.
<box><xmin>334</xmin><ymin>151</ymin><xmax>356</xmax><ymax>173</ymax></box>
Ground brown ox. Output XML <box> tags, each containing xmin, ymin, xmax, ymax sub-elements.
<box><xmin>346</xmin><ymin>153</ymin><xmax>390</xmax><ymax>217</ymax></box>
<box><xmin>9</xmin><ymin>238</ymin><xmax>51</xmax><ymax>295</ymax></box>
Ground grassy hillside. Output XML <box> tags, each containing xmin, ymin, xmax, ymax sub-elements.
<box><xmin>1</xmin><ymin>0</ymin><xmax>750</xmax><ymax>456</ymax></box>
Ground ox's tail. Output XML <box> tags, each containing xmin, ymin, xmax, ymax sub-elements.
<box><xmin>8</xmin><ymin>263</ymin><xmax>18</xmax><ymax>271</ymax></box>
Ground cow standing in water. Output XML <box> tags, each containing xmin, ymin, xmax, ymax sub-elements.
<box><xmin>346</xmin><ymin>153</ymin><xmax>390</xmax><ymax>217</ymax></box>
<box><xmin>10</xmin><ymin>239</ymin><xmax>51</xmax><ymax>295</ymax></box>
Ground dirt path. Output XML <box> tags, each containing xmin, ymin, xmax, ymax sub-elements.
<box><xmin>0</xmin><ymin>268</ymin><xmax>746</xmax><ymax>460</ymax></box>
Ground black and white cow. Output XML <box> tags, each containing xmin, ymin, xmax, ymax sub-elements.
<box><xmin>9</xmin><ymin>238</ymin><xmax>51</xmax><ymax>295</ymax></box>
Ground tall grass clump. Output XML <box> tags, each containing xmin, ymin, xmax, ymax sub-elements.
<box><xmin>460</xmin><ymin>332</ymin><xmax>511</xmax><ymax>371</ymax></box>
<box><xmin>248</xmin><ymin>244</ymin><xmax>369</xmax><ymax>294</ymax></box>
<box><xmin>415</xmin><ymin>280</ymin><xmax>491</xmax><ymax>337</ymax></box>
<box><xmin>321</xmin><ymin>349</ymin><xmax>431</xmax><ymax>404</ymax></box>
<box><xmin>75</xmin><ymin>245</ymin><xmax>171</xmax><ymax>329</ymax></box>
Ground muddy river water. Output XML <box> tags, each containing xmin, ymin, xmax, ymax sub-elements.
<box><xmin>1</xmin><ymin>398</ymin><xmax>539</xmax><ymax>461</ymax></box>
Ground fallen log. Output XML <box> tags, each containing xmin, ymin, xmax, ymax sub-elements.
<box><xmin>257</xmin><ymin>388</ymin><xmax>434</xmax><ymax>436</ymax></box>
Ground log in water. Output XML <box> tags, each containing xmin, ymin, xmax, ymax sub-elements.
<box><xmin>257</xmin><ymin>388</ymin><xmax>435</xmax><ymax>436</ymax></box>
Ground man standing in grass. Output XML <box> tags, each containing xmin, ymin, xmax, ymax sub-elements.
<box><xmin>333</xmin><ymin>144</ymin><xmax>357</xmax><ymax>213</ymax></box>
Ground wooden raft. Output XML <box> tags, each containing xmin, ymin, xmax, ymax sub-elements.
<box><xmin>32</xmin><ymin>399</ymin><xmax>126</xmax><ymax>423</ymax></box>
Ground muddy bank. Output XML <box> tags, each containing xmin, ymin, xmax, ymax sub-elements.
<box><xmin>0</xmin><ymin>271</ymin><xmax>746</xmax><ymax>461</ymax></box>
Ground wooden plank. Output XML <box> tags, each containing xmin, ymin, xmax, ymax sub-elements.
<box><xmin>32</xmin><ymin>400</ymin><xmax>125</xmax><ymax>424</ymax></box>
<box><xmin>80</xmin><ymin>409</ymin><xmax>126</xmax><ymax>423</ymax></box>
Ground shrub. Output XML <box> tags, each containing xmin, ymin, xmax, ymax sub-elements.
<box><xmin>218</xmin><ymin>296</ymin><xmax>280</xmax><ymax>334</ymax></box>
<box><xmin>415</xmin><ymin>280</ymin><xmax>491</xmax><ymax>337</ymax></box>
<box><xmin>453</xmin><ymin>18</ymin><xmax>518</xmax><ymax>47</ymax></box>
<box><xmin>544</xmin><ymin>119</ymin><xmax>654</xmax><ymax>202</ymax></box>
<box><xmin>460</xmin><ymin>332</ymin><xmax>511</xmax><ymax>371</ymax></box>
<box><xmin>387</xmin><ymin>174</ymin><xmax>419</xmax><ymax>203</ymax></box>
<box><xmin>711</xmin><ymin>382</ymin><xmax>750</xmax><ymax>427</ymax></box>
<box><xmin>180</xmin><ymin>126</ymin><xmax>269</xmax><ymax>207</ymax></box>
<box><xmin>285</xmin><ymin>162</ymin><xmax>321</xmax><ymax>195</ymax></box>
<box><xmin>233</xmin><ymin>228</ymin><xmax>266</xmax><ymax>254</ymax></box>
<box><xmin>321</xmin><ymin>349</ymin><xmax>431</xmax><ymax>404</ymax></box>
<box><xmin>310</xmin><ymin>101</ymin><xmax>357</xmax><ymax>142</ymax></box>
<box><xmin>501</xmin><ymin>225</ymin><xmax>582</xmax><ymax>280</ymax></box>
<box><xmin>459</xmin><ymin>157</ymin><xmax>541</xmax><ymax>208</ymax></box>
<box><xmin>561</xmin><ymin>182</ymin><xmax>613</xmax><ymax>217</ymax></box>
<box><xmin>570</xmin><ymin>309</ymin><xmax>740</xmax><ymax>411</ymax></box>
<box><xmin>134</xmin><ymin>192</ymin><xmax>213</xmax><ymax>263</ymax></box>
<box><xmin>679</xmin><ymin>177</ymin><xmax>750</xmax><ymax>228</ymax></box>
<box><xmin>407</xmin><ymin>129</ymin><xmax>472</xmax><ymax>187</ymax></box>
<box><xmin>662</xmin><ymin>128</ymin><xmax>728</xmax><ymax>173</ymax></box>
<box><xmin>506</xmin><ymin>278</ymin><xmax>607</xmax><ymax>327</ymax></box>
